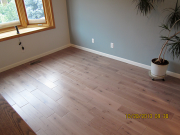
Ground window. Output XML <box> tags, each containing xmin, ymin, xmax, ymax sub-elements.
<box><xmin>23</xmin><ymin>0</ymin><xmax>46</xmax><ymax>24</ymax></box>
<box><xmin>0</xmin><ymin>0</ymin><xmax>55</xmax><ymax>42</ymax></box>
<box><xmin>0</xmin><ymin>0</ymin><xmax>20</xmax><ymax>29</ymax></box>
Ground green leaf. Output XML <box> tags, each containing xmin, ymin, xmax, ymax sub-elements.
<box><xmin>133</xmin><ymin>0</ymin><xmax>164</xmax><ymax>16</ymax></box>
<box><xmin>159</xmin><ymin>24</ymin><xmax>170</xmax><ymax>32</ymax></box>
<box><xmin>164</xmin><ymin>0</ymin><xmax>180</xmax><ymax>29</ymax></box>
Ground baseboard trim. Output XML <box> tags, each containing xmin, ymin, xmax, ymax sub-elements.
<box><xmin>0</xmin><ymin>44</ymin><xmax>71</xmax><ymax>73</ymax></box>
<box><xmin>1</xmin><ymin>43</ymin><xmax>179</xmax><ymax>79</ymax></box>
<box><xmin>71</xmin><ymin>44</ymin><xmax>180</xmax><ymax>79</ymax></box>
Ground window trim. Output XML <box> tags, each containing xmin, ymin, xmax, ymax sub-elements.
<box><xmin>0</xmin><ymin>0</ymin><xmax>55</xmax><ymax>42</ymax></box>
<box><xmin>28</xmin><ymin>18</ymin><xmax>46</xmax><ymax>24</ymax></box>
<box><xmin>15</xmin><ymin>0</ymin><xmax>28</xmax><ymax>27</ymax></box>
<box><xmin>0</xmin><ymin>21</ymin><xmax>20</xmax><ymax>29</ymax></box>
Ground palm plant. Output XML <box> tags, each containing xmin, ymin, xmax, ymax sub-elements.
<box><xmin>164</xmin><ymin>0</ymin><xmax>180</xmax><ymax>29</ymax></box>
<box><xmin>133</xmin><ymin>0</ymin><xmax>180</xmax><ymax>64</ymax></box>
<box><xmin>155</xmin><ymin>0</ymin><xmax>180</xmax><ymax>64</ymax></box>
<box><xmin>156</xmin><ymin>20</ymin><xmax>180</xmax><ymax>64</ymax></box>
<box><xmin>133</xmin><ymin>0</ymin><xmax>164</xmax><ymax>15</ymax></box>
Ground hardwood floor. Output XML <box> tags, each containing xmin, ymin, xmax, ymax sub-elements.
<box><xmin>0</xmin><ymin>95</ymin><xmax>36</xmax><ymax>135</ymax></box>
<box><xmin>0</xmin><ymin>47</ymin><xmax>180</xmax><ymax>135</ymax></box>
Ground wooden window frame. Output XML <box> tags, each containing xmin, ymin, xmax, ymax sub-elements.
<box><xmin>0</xmin><ymin>0</ymin><xmax>55</xmax><ymax>42</ymax></box>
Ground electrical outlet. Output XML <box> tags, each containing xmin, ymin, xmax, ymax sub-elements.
<box><xmin>111</xmin><ymin>43</ymin><xmax>114</xmax><ymax>48</ymax></box>
<box><xmin>92</xmin><ymin>38</ymin><xmax>94</xmax><ymax>43</ymax></box>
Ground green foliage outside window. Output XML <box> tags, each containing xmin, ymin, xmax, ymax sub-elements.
<box><xmin>0</xmin><ymin>0</ymin><xmax>45</xmax><ymax>24</ymax></box>
<box><xmin>24</xmin><ymin>0</ymin><xmax>45</xmax><ymax>20</ymax></box>
<box><xmin>0</xmin><ymin>0</ymin><xmax>19</xmax><ymax>23</ymax></box>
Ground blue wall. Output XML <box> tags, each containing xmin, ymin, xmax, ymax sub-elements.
<box><xmin>67</xmin><ymin>0</ymin><xmax>180</xmax><ymax>74</ymax></box>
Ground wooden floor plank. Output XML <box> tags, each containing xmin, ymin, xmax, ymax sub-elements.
<box><xmin>37</xmin><ymin>129</ymin><xmax>48</xmax><ymax>135</ymax></box>
<box><xmin>0</xmin><ymin>95</ymin><xmax>36</xmax><ymax>135</ymax></box>
<box><xmin>48</xmin><ymin>113</ymin><xmax>79</xmax><ymax>135</ymax></box>
<box><xmin>117</xmin><ymin>124</ymin><xmax>141</xmax><ymax>135</ymax></box>
<box><xmin>89</xmin><ymin>107</ymin><xmax>123</xmax><ymax>135</ymax></box>
<box><xmin>0</xmin><ymin>47</ymin><xmax>179</xmax><ymax>135</ymax></box>
<box><xmin>62</xmin><ymin>112</ymin><xmax>102</xmax><ymax>135</ymax></box>
<box><xmin>142</xmin><ymin>127</ymin><xmax>162</xmax><ymax>135</ymax></box>
<box><xmin>31</xmin><ymin>89</ymin><xmax>68</xmax><ymax>117</ymax></box>
<box><xmin>20</xmin><ymin>90</ymin><xmax>54</xmax><ymax>118</ymax></box>
<box><xmin>118</xmin><ymin>105</ymin><xmax>180</xmax><ymax>135</ymax></box>
<box><xmin>2</xmin><ymin>83</ymin><xmax>28</xmax><ymax>107</ymax></box>
<box><xmin>36</xmin><ymin>76</ymin><xmax>57</xmax><ymax>89</ymax></box>
<box><xmin>12</xmin><ymin>104</ymin><xmax>41</xmax><ymax>133</ymax></box>
<box><xmin>53</xmin><ymin>83</ymin><xmax>92</xmax><ymax>103</ymax></box>
<box><xmin>13</xmin><ymin>68</ymin><xmax>62</xmax><ymax>101</ymax></box>
<box><xmin>1</xmin><ymin>91</ymin><xmax>16</xmax><ymax>106</ymax></box>
<box><xmin>102</xmin><ymin>108</ymin><xmax>146</xmax><ymax>134</ymax></box>
<box><xmin>57</xmin><ymin>93</ymin><xmax>94</xmax><ymax>112</ymax></box>
<box><xmin>21</xmin><ymin>104</ymin><xmax>43</xmax><ymax>119</ymax></box>
<box><xmin>40</xmin><ymin>116</ymin><xmax>66</xmax><ymax>135</ymax></box>
<box><xmin>171</xmin><ymin>114</ymin><xmax>180</xmax><ymax>125</ymax></box>
<box><xmin>21</xmin><ymin>104</ymin><xmax>56</xmax><ymax>135</ymax></box>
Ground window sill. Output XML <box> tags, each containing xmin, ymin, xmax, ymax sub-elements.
<box><xmin>0</xmin><ymin>26</ymin><xmax>55</xmax><ymax>42</ymax></box>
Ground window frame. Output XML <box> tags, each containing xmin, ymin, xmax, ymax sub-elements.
<box><xmin>0</xmin><ymin>0</ymin><xmax>55</xmax><ymax>42</ymax></box>
<box><xmin>0</xmin><ymin>21</ymin><xmax>20</xmax><ymax>29</ymax></box>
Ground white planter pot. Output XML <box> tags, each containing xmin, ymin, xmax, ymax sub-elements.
<box><xmin>151</xmin><ymin>59</ymin><xmax>169</xmax><ymax>77</ymax></box>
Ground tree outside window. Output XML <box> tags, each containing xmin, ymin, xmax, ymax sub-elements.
<box><xmin>0</xmin><ymin>0</ymin><xmax>45</xmax><ymax>24</ymax></box>
<box><xmin>24</xmin><ymin>0</ymin><xmax>45</xmax><ymax>20</ymax></box>
<box><xmin>0</xmin><ymin>0</ymin><xmax>19</xmax><ymax>23</ymax></box>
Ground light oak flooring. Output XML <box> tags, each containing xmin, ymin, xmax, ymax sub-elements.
<box><xmin>0</xmin><ymin>47</ymin><xmax>180</xmax><ymax>135</ymax></box>
<box><xmin>0</xmin><ymin>95</ymin><xmax>36</xmax><ymax>135</ymax></box>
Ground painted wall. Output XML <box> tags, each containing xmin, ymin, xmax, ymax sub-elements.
<box><xmin>67</xmin><ymin>0</ymin><xmax>180</xmax><ymax>74</ymax></box>
<box><xmin>0</xmin><ymin>0</ymin><xmax>70</xmax><ymax>70</ymax></box>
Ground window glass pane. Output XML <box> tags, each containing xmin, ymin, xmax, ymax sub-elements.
<box><xmin>0</xmin><ymin>0</ymin><xmax>19</xmax><ymax>24</ymax></box>
<box><xmin>24</xmin><ymin>0</ymin><xmax>45</xmax><ymax>22</ymax></box>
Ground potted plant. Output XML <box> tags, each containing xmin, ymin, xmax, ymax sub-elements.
<box><xmin>133</xmin><ymin>0</ymin><xmax>164</xmax><ymax>16</ymax></box>
<box><xmin>151</xmin><ymin>0</ymin><xmax>180</xmax><ymax>80</ymax></box>
<box><xmin>134</xmin><ymin>0</ymin><xmax>180</xmax><ymax>80</ymax></box>
<box><xmin>151</xmin><ymin>20</ymin><xmax>180</xmax><ymax>80</ymax></box>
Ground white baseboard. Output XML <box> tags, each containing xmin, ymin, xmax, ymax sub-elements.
<box><xmin>1</xmin><ymin>43</ymin><xmax>179</xmax><ymax>79</ymax></box>
<box><xmin>71</xmin><ymin>44</ymin><xmax>180</xmax><ymax>79</ymax></box>
<box><xmin>0</xmin><ymin>44</ymin><xmax>71</xmax><ymax>73</ymax></box>
<box><xmin>166</xmin><ymin>71</ymin><xmax>180</xmax><ymax>79</ymax></box>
